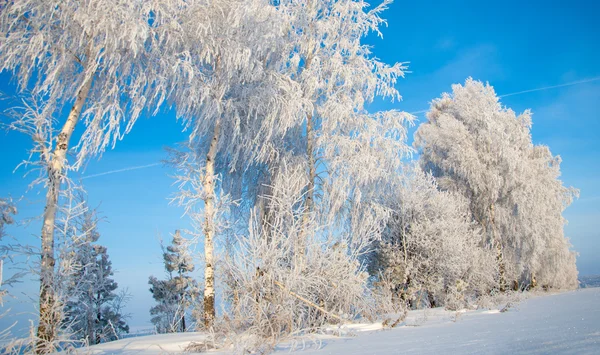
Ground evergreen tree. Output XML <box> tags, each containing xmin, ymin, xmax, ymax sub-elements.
<box><xmin>64</xmin><ymin>200</ymin><xmax>129</xmax><ymax>345</ymax></box>
<box><xmin>0</xmin><ymin>198</ymin><xmax>16</xmax><ymax>238</ymax></box>
<box><xmin>1</xmin><ymin>197</ymin><xmax>17</xmax><ymax>301</ymax></box>
<box><xmin>149</xmin><ymin>231</ymin><xmax>199</xmax><ymax>333</ymax></box>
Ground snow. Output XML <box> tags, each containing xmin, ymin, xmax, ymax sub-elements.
<box><xmin>76</xmin><ymin>332</ymin><xmax>209</xmax><ymax>354</ymax></box>
<box><xmin>277</xmin><ymin>288</ymin><xmax>600</xmax><ymax>354</ymax></box>
<box><xmin>81</xmin><ymin>288</ymin><xmax>600</xmax><ymax>354</ymax></box>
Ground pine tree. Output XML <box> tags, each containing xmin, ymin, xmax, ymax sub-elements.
<box><xmin>64</xmin><ymin>201</ymin><xmax>129</xmax><ymax>345</ymax></box>
<box><xmin>149</xmin><ymin>231</ymin><xmax>199</xmax><ymax>333</ymax></box>
<box><xmin>0</xmin><ymin>198</ymin><xmax>17</xmax><ymax>302</ymax></box>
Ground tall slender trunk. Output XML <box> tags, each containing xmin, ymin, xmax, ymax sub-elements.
<box><xmin>298</xmin><ymin>112</ymin><xmax>315</xmax><ymax>266</ymax></box>
<box><xmin>257</xmin><ymin>169</ymin><xmax>274</xmax><ymax>243</ymax></box>
<box><xmin>36</xmin><ymin>73</ymin><xmax>93</xmax><ymax>353</ymax></box>
<box><xmin>305</xmin><ymin>113</ymin><xmax>316</xmax><ymax>215</ymax></box>
<box><xmin>203</xmin><ymin>119</ymin><xmax>221</xmax><ymax>328</ymax></box>
<box><xmin>297</xmin><ymin>47</ymin><xmax>315</xmax><ymax>266</ymax></box>
<box><xmin>179</xmin><ymin>269</ymin><xmax>187</xmax><ymax>332</ymax></box>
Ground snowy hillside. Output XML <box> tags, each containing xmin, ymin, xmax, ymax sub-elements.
<box><xmin>82</xmin><ymin>288</ymin><xmax>600</xmax><ymax>354</ymax></box>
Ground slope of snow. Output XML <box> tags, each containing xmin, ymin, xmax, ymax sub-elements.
<box><xmin>275</xmin><ymin>288</ymin><xmax>600</xmax><ymax>354</ymax></box>
<box><xmin>82</xmin><ymin>288</ymin><xmax>600</xmax><ymax>354</ymax></box>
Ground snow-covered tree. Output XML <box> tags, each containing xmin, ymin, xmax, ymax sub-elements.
<box><xmin>414</xmin><ymin>78</ymin><xmax>578</xmax><ymax>290</ymax></box>
<box><xmin>270</xmin><ymin>0</ymin><xmax>413</xmax><ymax>260</ymax></box>
<box><xmin>0</xmin><ymin>197</ymin><xmax>17</xmax><ymax>303</ymax></box>
<box><xmin>148</xmin><ymin>231</ymin><xmax>199</xmax><ymax>334</ymax></box>
<box><xmin>0</xmin><ymin>1</ymin><xmax>171</xmax><ymax>345</ymax></box>
<box><xmin>63</xmin><ymin>196</ymin><xmax>129</xmax><ymax>345</ymax></box>
<box><xmin>506</xmin><ymin>145</ymin><xmax>579</xmax><ymax>289</ymax></box>
<box><xmin>370</xmin><ymin>166</ymin><xmax>495</xmax><ymax>310</ymax></box>
<box><xmin>168</xmin><ymin>0</ymin><xmax>308</xmax><ymax>327</ymax></box>
<box><xmin>220</xmin><ymin>160</ymin><xmax>371</xmax><ymax>353</ymax></box>
<box><xmin>0</xmin><ymin>198</ymin><xmax>16</xmax><ymax>241</ymax></box>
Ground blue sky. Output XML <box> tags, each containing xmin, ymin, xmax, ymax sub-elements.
<box><xmin>0</xmin><ymin>0</ymin><xmax>598</xmax><ymax>332</ymax></box>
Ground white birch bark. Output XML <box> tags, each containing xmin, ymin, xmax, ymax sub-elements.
<box><xmin>202</xmin><ymin>119</ymin><xmax>221</xmax><ymax>327</ymax></box>
<box><xmin>37</xmin><ymin>72</ymin><xmax>93</xmax><ymax>351</ymax></box>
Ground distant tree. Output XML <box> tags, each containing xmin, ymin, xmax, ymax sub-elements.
<box><xmin>414</xmin><ymin>78</ymin><xmax>579</xmax><ymax>290</ymax></box>
<box><xmin>149</xmin><ymin>231</ymin><xmax>199</xmax><ymax>333</ymax></box>
<box><xmin>63</xmin><ymin>197</ymin><xmax>129</xmax><ymax>345</ymax></box>
<box><xmin>0</xmin><ymin>198</ymin><xmax>16</xmax><ymax>240</ymax></box>
<box><xmin>0</xmin><ymin>197</ymin><xmax>17</xmax><ymax>301</ymax></box>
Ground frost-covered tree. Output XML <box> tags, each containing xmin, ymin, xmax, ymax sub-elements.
<box><xmin>414</xmin><ymin>78</ymin><xmax>578</xmax><ymax>290</ymax></box>
<box><xmin>0</xmin><ymin>1</ymin><xmax>169</xmax><ymax>345</ymax></box>
<box><xmin>0</xmin><ymin>198</ymin><xmax>16</xmax><ymax>241</ymax></box>
<box><xmin>148</xmin><ymin>231</ymin><xmax>199</xmax><ymax>334</ymax></box>
<box><xmin>370</xmin><ymin>166</ymin><xmax>495</xmax><ymax>310</ymax></box>
<box><xmin>220</xmin><ymin>161</ymin><xmax>371</xmax><ymax>353</ymax></box>
<box><xmin>507</xmin><ymin>145</ymin><xmax>579</xmax><ymax>289</ymax></box>
<box><xmin>272</xmin><ymin>0</ymin><xmax>412</xmax><ymax>259</ymax></box>
<box><xmin>0</xmin><ymin>197</ymin><xmax>17</xmax><ymax>303</ymax></box>
<box><xmin>168</xmin><ymin>0</ymin><xmax>308</xmax><ymax>327</ymax></box>
<box><xmin>63</xmin><ymin>197</ymin><xmax>129</xmax><ymax>345</ymax></box>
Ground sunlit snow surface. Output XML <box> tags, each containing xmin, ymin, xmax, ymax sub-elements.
<box><xmin>83</xmin><ymin>288</ymin><xmax>600</xmax><ymax>354</ymax></box>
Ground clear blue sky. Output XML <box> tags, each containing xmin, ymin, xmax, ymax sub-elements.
<box><xmin>0</xmin><ymin>0</ymin><xmax>598</xmax><ymax>332</ymax></box>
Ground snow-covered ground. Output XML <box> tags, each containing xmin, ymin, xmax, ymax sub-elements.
<box><xmin>82</xmin><ymin>288</ymin><xmax>600</xmax><ymax>354</ymax></box>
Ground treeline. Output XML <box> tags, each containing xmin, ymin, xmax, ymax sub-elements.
<box><xmin>0</xmin><ymin>0</ymin><xmax>577</xmax><ymax>353</ymax></box>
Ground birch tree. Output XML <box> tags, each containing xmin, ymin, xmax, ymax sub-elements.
<box><xmin>220</xmin><ymin>160</ymin><xmax>371</xmax><ymax>353</ymax></box>
<box><xmin>414</xmin><ymin>78</ymin><xmax>579</xmax><ymax>290</ymax></box>
<box><xmin>168</xmin><ymin>0</ymin><xmax>308</xmax><ymax>328</ymax></box>
<box><xmin>274</xmin><ymin>0</ymin><xmax>412</xmax><ymax>258</ymax></box>
<box><xmin>505</xmin><ymin>145</ymin><xmax>579</xmax><ymax>289</ymax></box>
<box><xmin>0</xmin><ymin>1</ymin><xmax>171</xmax><ymax>347</ymax></box>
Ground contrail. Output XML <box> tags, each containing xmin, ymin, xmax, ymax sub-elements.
<box><xmin>499</xmin><ymin>76</ymin><xmax>600</xmax><ymax>98</ymax></box>
<box><xmin>410</xmin><ymin>76</ymin><xmax>600</xmax><ymax>115</ymax></box>
<box><xmin>79</xmin><ymin>162</ymin><xmax>162</xmax><ymax>180</ymax></box>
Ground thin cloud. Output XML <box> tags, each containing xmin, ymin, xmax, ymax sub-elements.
<box><xmin>79</xmin><ymin>162</ymin><xmax>162</xmax><ymax>180</ymax></box>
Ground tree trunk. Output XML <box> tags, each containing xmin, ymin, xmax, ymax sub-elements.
<box><xmin>427</xmin><ymin>292</ymin><xmax>436</xmax><ymax>308</ymax></box>
<box><xmin>489</xmin><ymin>204</ymin><xmax>507</xmax><ymax>292</ymax></box>
<box><xmin>297</xmin><ymin>48</ymin><xmax>315</xmax><ymax>267</ymax></box>
<box><xmin>86</xmin><ymin>290</ymin><xmax>95</xmax><ymax>345</ymax></box>
<box><xmin>257</xmin><ymin>168</ymin><xmax>275</xmax><ymax>244</ymax></box>
<box><xmin>36</xmin><ymin>73</ymin><xmax>93</xmax><ymax>353</ymax></box>
<box><xmin>298</xmin><ymin>112</ymin><xmax>315</xmax><ymax>266</ymax></box>
<box><xmin>203</xmin><ymin>119</ymin><xmax>221</xmax><ymax>328</ymax></box>
<box><xmin>181</xmin><ymin>311</ymin><xmax>186</xmax><ymax>332</ymax></box>
<box><xmin>96</xmin><ymin>295</ymin><xmax>102</xmax><ymax>345</ymax></box>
